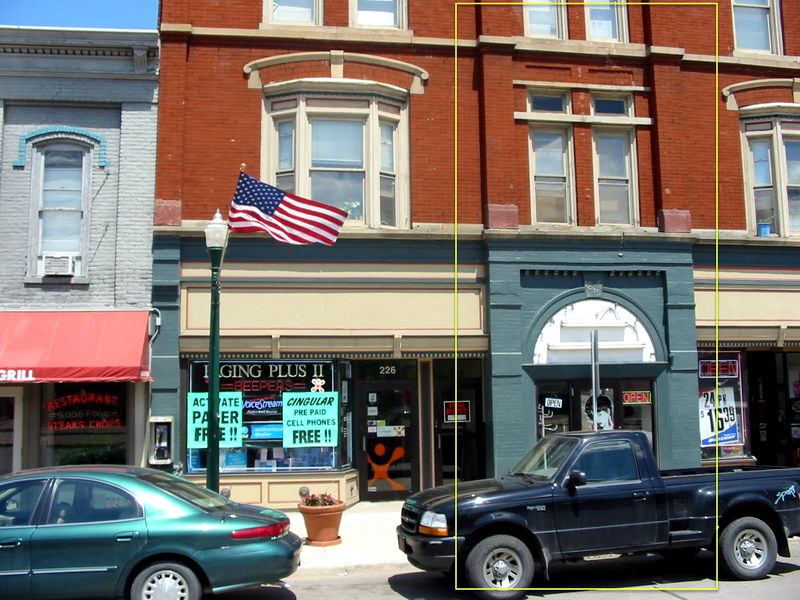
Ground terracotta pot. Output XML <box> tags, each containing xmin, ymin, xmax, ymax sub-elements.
<box><xmin>297</xmin><ymin>500</ymin><xmax>345</xmax><ymax>546</ymax></box>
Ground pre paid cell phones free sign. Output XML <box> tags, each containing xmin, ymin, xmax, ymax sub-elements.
<box><xmin>282</xmin><ymin>392</ymin><xmax>339</xmax><ymax>447</ymax></box>
<box><xmin>187</xmin><ymin>392</ymin><xmax>243</xmax><ymax>448</ymax></box>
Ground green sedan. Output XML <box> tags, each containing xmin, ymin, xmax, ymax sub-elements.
<box><xmin>0</xmin><ymin>466</ymin><xmax>302</xmax><ymax>600</ymax></box>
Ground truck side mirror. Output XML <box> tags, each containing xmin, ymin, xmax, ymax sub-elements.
<box><xmin>566</xmin><ymin>470</ymin><xmax>587</xmax><ymax>491</ymax></box>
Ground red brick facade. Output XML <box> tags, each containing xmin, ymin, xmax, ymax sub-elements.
<box><xmin>156</xmin><ymin>2</ymin><xmax>799</xmax><ymax>233</ymax></box>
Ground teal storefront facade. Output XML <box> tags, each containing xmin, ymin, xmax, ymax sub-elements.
<box><xmin>484</xmin><ymin>234</ymin><xmax>701</xmax><ymax>474</ymax></box>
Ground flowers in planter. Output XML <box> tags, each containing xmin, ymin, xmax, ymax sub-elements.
<box><xmin>301</xmin><ymin>491</ymin><xmax>338</xmax><ymax>506</ymax></box>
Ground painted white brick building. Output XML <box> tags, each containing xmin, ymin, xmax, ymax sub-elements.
<box><xmin>0</xmin><ymin>27</ymin><xmax>159</xmax><ymax>473</ymax></box>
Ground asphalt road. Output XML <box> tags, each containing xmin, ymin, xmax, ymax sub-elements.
<box><xmin>215</xmin><ymin>542</ymin><xmax>800</xmax><ymax>600</ymax></box>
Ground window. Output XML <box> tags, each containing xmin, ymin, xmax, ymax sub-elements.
<box><xmin>525</xmin><ymin>0</ymin><xmax>567</xmax><ymax>38</ymax></box>
<box><xmin>586</xmin><ymin>0</ymin><xmax>628</xmax><ymax>42</ymax></box>
<box><xmin>594</xmin><ymin>130</ymin><xmax>636</xmax><ymax>224</ymax></box>
<box><xmin>531</xmin><ymin>92</ymin><xmax>567</xmax><ymax>113</ymax></box>
<box><xmin>353</xmin><ymin>0</ymin><xmax>405</xmax><ymax>28</ymax></box>
<box><xmin>266</xmin><ymin>92</ymin><xmax>408</xmax><ymax>229</ymax></box>
<box><xmin>530</xmin><ymin>129</ymin><xmax>573</xmax><ymax>223</ymax></box>
<box><xmin>574</xmin><ymin>440</ymin><xmax>639</xmax><ymax>483</ymax></box>
<box><xmin>48</xmin><ymin>479</ymin><xmax>140</xmax><ymax>524</ymax></box>
<box><xmin>267</xmin><ymin>0</ymin><xmax>319</xmax><ymax>24</ymax></box>
<box><xmin>744</xmin><ymin>119</ymin><xmax>800</xmax><ymax>235</ymax></box>
<box><xmin>592</xmin><ymin>95</ymin><xmax>629</xmax><ymax>116</ymax></box>
<box><xmin>30</xmin><ymin>141</ymin><xmax>90</xmax><ymax>277</ymax></box>
<box><xmin>732</xmin><ymin>0</ymin><xmax>780</xmax><ymax>53</ymax></box>
<box><xmin>0</xmin><ymin>480</ymin><xmax>45</xmax><ymax>527</ymax></box>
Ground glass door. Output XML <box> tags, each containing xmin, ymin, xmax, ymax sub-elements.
<box><xmin>356</xmin><ymin>360</ymin><xmax>418</xmax><ymax>500</ymax></box>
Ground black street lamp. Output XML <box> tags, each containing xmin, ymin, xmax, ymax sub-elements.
<box><xmin>204</xmin><ymin>210</ymin><xmax>229</xmax><ymax>492</ymax></box>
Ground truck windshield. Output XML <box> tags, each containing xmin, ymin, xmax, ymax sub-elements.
<box><xmin>509</xmin><ymin>436</ymin><xmax>579</xmax><ymax>481</ymax></box>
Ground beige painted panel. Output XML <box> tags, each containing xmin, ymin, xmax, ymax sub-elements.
<box><xmin>183</xmin><ymin>261</ymin><xmax>484</xmax><ymax>281</ymax></box>
<box><xmin>695</xmin><ymin>267</ymin><xmax>800</xmax><ymax>283</ymax></box>
<box><xmin>183</xmin><ymin>284</ymin><xmax>484</xmax><ymax>335</ymax></box>
<box><xmin>226</xmin><ymin>483</ymin><xmax>263</xmax><ymax>505</ymax></box>
<box><xmin>696</xmin><ymin>287</ymin><xmax>800</xmax><ymax>325</ymax></box>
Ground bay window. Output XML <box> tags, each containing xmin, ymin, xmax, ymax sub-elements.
<box><xmin>265</xmin><ymin>90</ymin><xmax>408</xmax><ymax>229</ymax></box>
<box><xmin>745</xmin><ymin>119</ymin><xmax>800</xmax><ymax>235</ymax></box>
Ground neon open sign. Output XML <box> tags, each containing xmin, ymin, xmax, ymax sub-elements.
<box><xmin>699</xmin><ymin>360</ymin><xmax>739</xmax><ymax>379</ymax></box>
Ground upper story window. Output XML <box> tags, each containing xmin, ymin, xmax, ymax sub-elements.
<box><xmin>732</xmin><ymin>0</ymin><xmax>782</xmax><ymax>53</ymax></box>
<box><xmin>352</xmin><ymin>0</ymin><xmax>406</xmax><ymax>28</ymax></box>
<box><xmin>594</xmin><ymin>129</ymin><xmax>637</xmax><ymax>225</ymax></box>
<box><xmin>267</xmin><ymin>0</ymin><xmax>321</xmax><ymax>25</ymax></box>
<box><xmin>525</xmin><ymin>0</ymin><xmax>568</xmax><ymax>39</ymax></box>
<box><xmin>586</xmin><ymin>0</ymin><xmax>628</xmax><ymax>42</ymax></box>
<box><xmin>530</xmin><ymin>128</ymin><xmax>574</xmax><ymax>224</ymax></box>
<box><xmin>592</xmin><ymin>95</ymin><xmax>630</xmax><ymax>116</ymax></box>
<box><xmin>29</xmin><ymin>141</ymin><xmax>91</xmax><ymax>277</ymax></box>
<box><xmin>744</xmin><ymin>118</ymin><xmax>800</xmax><ymax>236</ymax></box>
<box><xmin>266</xmin><ymin>91</ymin><xmax>408</xmax><ymax>229</ymax></box>
<box><xmin>531</xmin><ymin>92</ymin><xmax>569</xmax><ymax>113</ymax></box>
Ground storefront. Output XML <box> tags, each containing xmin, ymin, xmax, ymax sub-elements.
<box><xmin>0</xmin><ymin>310</ymin><xmax>153</xmax><ymax>474</ymax></box>
<box><xmin>487</xmin><ymin>235</ymin><xmax>701</xmax><ymax>474</ymax></box>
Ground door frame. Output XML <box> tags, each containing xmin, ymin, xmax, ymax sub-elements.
<box><xmin>0</xmin><ymin>387</ymin><xmax>24</xmax><ymax>473</ymax></box>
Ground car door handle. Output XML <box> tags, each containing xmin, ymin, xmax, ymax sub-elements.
<box><xmin>115</xmin><ymin>531</ymin><xmax>140</xmax><ymax>542</ymax></box>
<box><xmin>0</xmin><ymin>537</ymin><xmax>22</xmax><ymax>548</ymax></box>
<box><xmin>632</xmin><ymin>491</ymin><xmax>650</xmax><ymax>501</ymax></box>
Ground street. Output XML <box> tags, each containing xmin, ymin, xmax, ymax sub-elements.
<box><xmin>216</xmin><ymin>543</ymin><xmax>800</xmax><ymax>600</ymax></box>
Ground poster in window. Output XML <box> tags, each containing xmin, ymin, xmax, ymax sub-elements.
<box><xmin>699</xmin><ymin>386</ymin><xmax>741</xmax><ymax>447</ymax></box>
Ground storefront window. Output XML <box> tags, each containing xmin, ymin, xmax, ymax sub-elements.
<box><xmin>40</xmin><ymin>383</ymin><xmax>127</xmax><ymax>466</ymax></box>
<box><xmin>187</xmin><ymin>361</ymin><xmax>344</xmax><ymax>473</ymax></box>
<box><xmin>698</xmin><ymin>351</ymin><xmax>750</xmax><ymax>461</ymax></box>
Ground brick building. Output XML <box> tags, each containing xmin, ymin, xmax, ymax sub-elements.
<box><xmin>0</xmin><ymin>27</ymin><xmax>159</xmax><ymax>474</ymax></box>
<box><xmin>153</xmin><ymin>1</ymin><xmax>800</xmax><ymax>506</ymax></box>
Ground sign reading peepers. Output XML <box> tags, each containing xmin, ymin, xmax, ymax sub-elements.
<box><xmin>282</xmin><ymin>392</ymin><xmax>339</xmax><ymax>447</ymax></box>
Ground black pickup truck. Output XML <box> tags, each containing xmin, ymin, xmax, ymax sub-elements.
<box><xmin>397</xmin><ymin>430</ymin><xmax>800</xmax><ymax>599</ymax></box>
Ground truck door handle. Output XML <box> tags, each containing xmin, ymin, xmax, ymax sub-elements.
<box><xmin>632</xmin><ymin>491</ymin><xmax>649</xmax><ymax>501</ymax></box>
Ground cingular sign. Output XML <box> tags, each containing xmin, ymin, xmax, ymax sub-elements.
<box><xmin>282</xmin><ymin>392</ymin><xmax>339</xmax><ymax>447</ymax></box>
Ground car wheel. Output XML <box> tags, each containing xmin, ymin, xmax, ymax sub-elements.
<box><xmin>131</xmin><ymin>561</ymin><xmax>201</xmax><ymax>600</ymax></box>
<box><xmin>465</xmin><ymin>534</ymin><xmax>534</xmax><ymax>600</ymax></box>
<box><xmin>719</xmin><ymin>516</ymin><xmax>777</xmax><ymax>580</ymax></box>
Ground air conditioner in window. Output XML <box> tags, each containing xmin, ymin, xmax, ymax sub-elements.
<box><xmin>42</xmin><ymin>254</ymin><xmax>76</xmax><ymax>276</ymax></box>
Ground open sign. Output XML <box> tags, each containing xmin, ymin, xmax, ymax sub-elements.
<box><xmin>444</xmin><ymin>400</ymin><xmax>471</xmax><ymax>423</ymax></box>
<box><xmin>622</xmin><ymin>390</ymin><xmax>652</xmax><ymax>405</ymax></box>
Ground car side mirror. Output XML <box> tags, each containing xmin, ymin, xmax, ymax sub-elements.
<box><xmin>566</xmin><ymin>470</ymin><xmax>587</xmax><ymax>491</ymax></box>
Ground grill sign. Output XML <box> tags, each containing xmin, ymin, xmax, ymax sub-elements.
<box><xmin>444</xmin><ymin>400</ymin><xmax>471</xmax><ymax>423</ymax></box>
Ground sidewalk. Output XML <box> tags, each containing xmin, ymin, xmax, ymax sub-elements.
<box><xmin>286</xmin><ymin>500</ymin><xmax>410</xmax><ymax>576</ymax></box>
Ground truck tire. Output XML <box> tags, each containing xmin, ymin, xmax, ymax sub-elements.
<box><xmin>131</xmin><ymin>561</ymin><xmax>202</xmax><ymax>600</ymax></box>
<box><xmin>465</xmin><ymin>534</ymin><xmax>534</xmax><ymax>600</ymax></box>
<box><xmin>719</xmin><ymin>516</ymin><xmax>777</xmax><ymax>580</ymax></box>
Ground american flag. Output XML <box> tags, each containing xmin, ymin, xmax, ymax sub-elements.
<box><xmin>228</xmin><ymin>172</ymin><xmax>348</xmax><ymax>245</ymax></box>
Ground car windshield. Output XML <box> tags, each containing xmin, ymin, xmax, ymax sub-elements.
<box><xmin>509</xmin><ymin>436</ymin><xmax>579</xmax><ymax>481</ymax></box>
<box><xmin>138</xmin><ymin>471</ymin><xmax>230</xmax><ymax>510</ymax></box>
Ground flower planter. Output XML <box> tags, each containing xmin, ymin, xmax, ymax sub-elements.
<box><xmin>297</xmin><ymin>501</ymin><xmax>345</xmax><ymax>546</ymax></box>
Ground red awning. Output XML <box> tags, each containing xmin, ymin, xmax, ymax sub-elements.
<box><xmin>0</xmin><ymin>311</ymin><xmax>152</xmax><ymax>383</ymax></box>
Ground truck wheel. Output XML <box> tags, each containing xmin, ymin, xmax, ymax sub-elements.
<box><xmin>465</xmin><ymin>534</ymin><xmax>534</xmax><ymax>600</ymax></box>
<box><xmin>130</xmin><ymin>561</ymin><xmax>201</xmax><ymax>600</ymax></box>
<box><xmin>719</xmin><ymin>516</ymin><xmax>777</xmax><ymax>580</ymax></box>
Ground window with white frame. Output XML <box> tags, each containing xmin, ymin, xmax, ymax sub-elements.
<box><xmin>267</xmin><ymin>0</ymin><xmax>321</xmax><ymax>25</ymax></box>
<box><xmin>744</xmin><ymin>119</ymin><xmax>800</xmax><ymax>235</ymax></box>
<box><xmin>586</xmin><ymin>0</ymin><xmax>628</xmax><ymax>42</ymax></box>
<box><xmin>266</xmin><ymin>92</ymin><xmax>407</xmax><ymax>229</ymax></box>
<box><xmin>352</xmin><ymin>0</ymin><xmax>405</xmax><ymax>28</ymax></box>
<box><xmin>592</xmin><ymin>94</ymin><xmax>630</xmax><ymax>117</ymax></box>
<box><xmin>732</xmin><ymin>0</ymin><xmax>781</xmax><ymax>53</ymax></box>
<box><xmin>530</xmin><ymin>128</ymin><xmax>573</xmax><ymax>223</ymax></box>
<box><xmin>594</xmin><ymin>130</ymin><xmax>636</xmax><ymax>224</ymax></box>
<box><xmin>525</xmin><ymin>0</ymin><xmax>568</xmax><ymax>39</ymax></box>
<box><xmin>29</xmin><ymin>141</ymin><xmax>90</xmax><ymax>277</ymax></box>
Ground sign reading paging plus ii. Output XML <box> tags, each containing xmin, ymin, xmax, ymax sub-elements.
<box><xmin>187</xmin><ymin>392</ymin><xmax>244</xmax><ymax>449</ymax></box>
<box><xmin>282</xmin><ymin>392</ymin><xmax>339</xmax><ymax>447</ymax></box>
